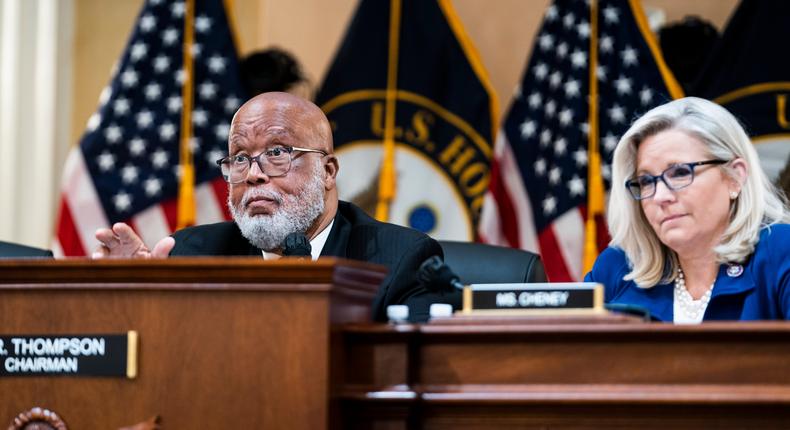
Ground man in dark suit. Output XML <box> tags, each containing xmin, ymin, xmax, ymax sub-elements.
<box><xmin>94</xmin><ymin>92</ymin><xmax>442</xmax><ymax>321</ymax></box>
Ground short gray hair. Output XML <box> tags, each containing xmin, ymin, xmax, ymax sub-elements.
<box><xmin>608</xmin><ymin>97</ymin><xmax>790</xmax><ymax>287</ymax></box>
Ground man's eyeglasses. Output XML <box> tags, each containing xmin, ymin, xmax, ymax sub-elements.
<box><xmin>216</xmin><ymin>145</ymin><xmax>327</xmax><ymax>183</ymax></box>
<box><xmin>625</xmin><ymin>159</ymin><xmax>728</xmax><ymax>200</ymax></box>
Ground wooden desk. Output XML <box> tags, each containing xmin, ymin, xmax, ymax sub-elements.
<box><xmin>336</xmin><ymin>316</ymin><xmax>790</xmax><ymax>429</ymax></box>
<box><xmin>3</xmin><ymin>258</ymin><xmax>789</xmax><ymax>429</ymax></box>
<box><xmin>0</xmin><ymin>257</ymin><xmax>385</xmax><ymax>429</ymax></box>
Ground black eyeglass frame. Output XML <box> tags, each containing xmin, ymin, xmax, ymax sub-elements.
<box><xmin>215</xmin><ymin>145</ymin><xmax>328</xmax><ymax>183</ymax></box>
<box><xmin>624</xmin><ymin>159</ymin><xmax>728</xmax><ymax>200</ymax></box>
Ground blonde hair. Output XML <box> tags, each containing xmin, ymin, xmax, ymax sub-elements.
<box><xmin>608</xmin><ymin>97</ymin><xmax>790</xmax><ymax>287</ymax></box>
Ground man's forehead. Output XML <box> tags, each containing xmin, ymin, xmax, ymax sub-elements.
<box><xmin>230</xmin><ymin>122</ymin><xmax>295</xmax><ymax>142</ymax></box>
<box><xmin>226</xmin><ymin>98</ymin><xmax>327</xmax><ymax>151</ymax></box>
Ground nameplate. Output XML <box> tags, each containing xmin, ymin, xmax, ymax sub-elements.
<box><xmin>0</xmin><ymin>331</ymin><xmax>138</xmax><ymax>378</ymax></box>
<box><xmin>461</xmin><ymin>283</ymin><xmax>604</xmax><ymax>315</ymax></box>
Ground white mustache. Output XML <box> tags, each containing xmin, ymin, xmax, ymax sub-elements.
<box><xmin>241</xmin><ymin>187</ymin><xmax>284</xmax><ymax>208</ymax></box>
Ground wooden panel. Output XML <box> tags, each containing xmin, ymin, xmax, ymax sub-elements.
<box><xmin>0</xmin><ymin>257</ymin><xmax>386</xmax><ymax>286</ymax></box>
<box><xmin>417</xmin><ymin>333</ymin><xmax>790</xmax><ymax>385</ymax></box>
<box><xmin>0</xmin><ymin>258</ymin><xmax>384</xmax><ymax>429</ymax></box>
<box><xmin>337</xmin><ymin>318</ymin><xmax>790</xmax><ymax>428</ymax></box>
<box><xmin>1</xmin><ymin>289</ymin><xmax>327</xmax><ymax>428</ymax></box>
<box><xmin>419</xmin><ymin>404</ymin><xmax>790</xmax><ymax>430</ymax></box>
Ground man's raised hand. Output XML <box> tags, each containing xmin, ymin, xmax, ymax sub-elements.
<box><xmin>93</xmin><ymin>223</ymin><xmax>174</xmax><ymax>259</ymax></box>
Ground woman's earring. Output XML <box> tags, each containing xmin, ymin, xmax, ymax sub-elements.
<box><xmin>730</xmin><ymin>191</ymin><xmax>739</xmax><ymax>200</ymax></box>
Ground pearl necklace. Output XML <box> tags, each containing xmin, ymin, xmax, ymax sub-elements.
<box><xmin>673</xmin><ymin>268</ymin><xmax>714</xmax><ymax>321</ymax></box>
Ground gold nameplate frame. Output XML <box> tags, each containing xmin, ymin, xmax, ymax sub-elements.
<box><xmin>461</xmin><ymin>283</ymin><xmax>604</xmax><ymax>316</ymax></box>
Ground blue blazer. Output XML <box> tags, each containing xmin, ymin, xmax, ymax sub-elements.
<box><xmin>584</xmin><ymin>224</ymin><xmax>790</xmax><ymax>321</ymax></box>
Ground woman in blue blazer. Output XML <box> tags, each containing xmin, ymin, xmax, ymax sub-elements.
<box><xmin>585</xmin><ymin>97</ymin><xmax>790</xmax><ymax>323</ymax></box>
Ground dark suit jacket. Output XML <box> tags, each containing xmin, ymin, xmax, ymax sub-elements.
<box><xmin>170</xmin><ymin>201</ymin><xmax>443</xmax><ymax>321</ymax></box>
<box><xmin>0</xmin><ymin>241</ymin><xmax>53</xmax><ymax>258</ymax></box>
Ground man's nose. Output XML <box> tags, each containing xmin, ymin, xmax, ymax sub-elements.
<box><xmin>246</xmin><ymin>159</ymin><xmax>270</xmax><ymax>183</ymax></box>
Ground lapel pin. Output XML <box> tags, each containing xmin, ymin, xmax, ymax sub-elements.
<box><xmin>726</xmin><ymin>264</ymin><xmax>744</xmax><ymax>278</ymax></box>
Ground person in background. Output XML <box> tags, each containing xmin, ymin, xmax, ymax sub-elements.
<box><xmin>93</xmin><ymin>92</ymin><xmax>442</xmax><ymax>322</ymax></box>
<box><xmin>658</xmin><ymin>16</ymin><xmax>719</xmax><ymax>95</ymax></box>
<box><xmin>585</xmin><ymin>97</ymin><xmax>790</xmax><ymax>323</ymax></box>
<box><xmin>239</xmin><ymin>48</ymin><xmax>311</xmax><ymax>98</ymax></box>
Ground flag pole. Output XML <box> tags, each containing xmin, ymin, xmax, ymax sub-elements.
<box><xmin>177</xmin><ymin>0</ymin><xmax>197</xmax><ymax>229</ymax></box>
<box><xmin>375</xmin><ymin>0</ymin><xmax>401</xmax><ymax>222</ymax></box>
<box><xmin>583</xmin><ymin>0</ymin><xmax>605</xmax><ymax>273</ymax></box>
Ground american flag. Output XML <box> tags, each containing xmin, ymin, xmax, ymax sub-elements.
<box><xmin>478</xmin><ymin>0</ymin><xmax>682</xmax><ymax>281</ymax></box>
<box><xmin>54</xmin><ymin>0</ymin><xmax>245</xmax><ymax>256</ymax></box>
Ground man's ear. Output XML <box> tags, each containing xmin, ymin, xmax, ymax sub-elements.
<box><xmin>323</xmin><ymin>155</ymin><xmax>339</xmax><ymax>190</ymax></box>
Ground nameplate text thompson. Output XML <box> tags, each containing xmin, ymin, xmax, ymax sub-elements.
<box><xmin>0</xmin><ymin>332</ymin><xmax>137</xmax><ymax>378</ymax></box>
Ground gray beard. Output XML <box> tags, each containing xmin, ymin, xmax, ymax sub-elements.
<box><xmin>229</xmin><ymin>171</ymin><xmax>325</xmax><ymax>252</ymax></box>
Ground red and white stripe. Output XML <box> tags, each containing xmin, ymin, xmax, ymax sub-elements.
<box><xmin>478</xmin><ymin>132</ymin><xmax>585</xmax><ymax>282</ymax></box>
<box><xmin>53</xmin><ymin>148</ymin><xmax>231</xmax><ymax>256</ymax></box>
<box><xmin>54</xmin><ymin>150</ymin><xmax>110</xmax><ymax>257</ymax></box>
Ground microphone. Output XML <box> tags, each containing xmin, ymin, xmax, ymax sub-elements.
<box><xmin>417</xmin><ymin>256</ymin><xmax>464</xmax><ymax>292</ymax></box>
<box><xmin>282</xmin><ymin>233</ymin><xmax>311</xmax><ymax>258</ymax></box>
